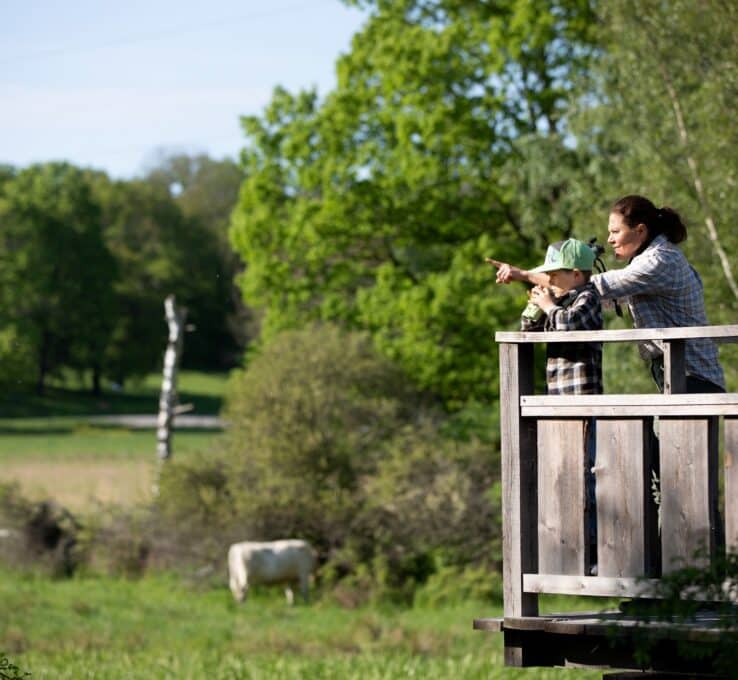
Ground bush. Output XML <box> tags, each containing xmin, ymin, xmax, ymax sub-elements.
<box><xmin>134</xmin><ymin>323</ymin><xmax>504</xmax><ymax>599</ymax></box>
<box><xmin>0</xmin><ymin>483</ymin><xmax>80</xmax><ymax>576</ymax></box>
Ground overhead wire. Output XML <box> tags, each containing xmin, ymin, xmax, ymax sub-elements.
<box><xmin>0</xmin><ymin>1</ymin><xmax>333</xmax><ymax>66</ymax></box>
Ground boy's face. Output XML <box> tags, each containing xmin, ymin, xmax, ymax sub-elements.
<box><xmin>547</xmin><ymin>269</ymin><xmax>581</xmax><ymax>297</ymax></box>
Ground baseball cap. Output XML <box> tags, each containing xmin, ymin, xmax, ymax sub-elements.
<box><xmin>530</xmin><ymin>238</ymin><xmax>596</xmax><ymax>273</ymax></box>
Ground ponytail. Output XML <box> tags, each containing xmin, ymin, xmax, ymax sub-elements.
<box><xmin>611</xmin><ymin>195</ymin><xmax>687</xmax><ymax>245</ymax></box>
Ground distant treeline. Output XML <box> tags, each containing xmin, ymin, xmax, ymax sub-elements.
<box><xmin>3</xmin><ymin>0</ymin><xmax>738</xmax><ymax>412</ymax></box>
<box><xmin>0</xmin><ymin>154</ymin><xmax>249</xmax><ymax>394</ymax></box>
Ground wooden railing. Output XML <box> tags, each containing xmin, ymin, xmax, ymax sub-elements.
<box><xmin>496</xmin><ymin>324</ymin><xmax>738</xmax><ymax>656</ymax></box>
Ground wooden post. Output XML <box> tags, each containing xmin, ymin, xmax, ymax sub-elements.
<box><xmin>661</xmin><ymin>339</ymin><xmax>719</xmax><ymax>569</ymax></box>
<box><xmin>662</xmin><ymin>339</ymin><xmax>686</xmax><ymax>395</ymax></box>
<box><xmin>595</xmin><ymin>419</ymin><xmax>652</xmax><ymax>577</ymax></box>
<box><xmin>725</xmin><ymin>418</ymin><xmax>738</xmax><ymax>552</ymax></box>
<box><xmin>537</xmin><ymin>420</ymin><xmax>587</xmax><ymax>575</ymax></box>
<box><xmin>156</xmin><ymin>295</ymin><xmax>187</xmax><ymax>466</ymax></box>
<box><xmin>500</xmin><ymin>342</ymin><xmax>538</xmax><ymax>666</ymax></box>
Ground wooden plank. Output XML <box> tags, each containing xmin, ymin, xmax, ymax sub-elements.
<box><xmin>499</xmin><ymin>343</ymin><xmax>538</xmax><ymax>641</ymax></box>
<box><xmin>725</xmin><ymin>418</ymin><xmax>738</xmax><ymax>552</ymax></box>
<box><xmin>523</xmin><ymin>394</ymin><xmax>738</xmax><ymax>406</ymax></box>
<box><xmin>502</xmin><ymin>612</ymin><xmax>738</xmax><ymax>640</ymax></box>
<box><xmin>595</xmin><ymin>420</ymin><xmax>648</xmax><ymax>577</ymax></box>
<box><xmin>472</xmin><ymin>617</ymin><xmax>504</xmax><ymax>632</ymax></box>
<box><xmin>662</xmin><ymin>339</ymin><xmax>686</xmax><ymax>394</ymax></box>
<box><xmin>520</xmin><ymin>393</ymin><xmax>738</xmax><ymax>417</ymax></box>
<box><xmin>523</xmin><ymin>404</ymin><xmax>738</xmax><ymax>417</ymax></box>
<box><xmin>537</xmin><ymin>420</ymin><xmax>587</xmax><ymax>576</ymax></box>
<box><xmin>523</xmin><ymin>573</ymin><xmax>660</xmax><ymax>598</ymax></box>
<box><xmin>496</xmin><ymin>324</ymin><xmax>738</xmax><ymax>344</ymax></box>
<box><xmin>660</xmin><ymin>419</ymin><xmax>717</xmax><ymax>571</ymax></box>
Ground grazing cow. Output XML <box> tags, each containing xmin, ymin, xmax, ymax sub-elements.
<box><xmin>228</xmin><ymin>539</ymin><xmax>316</xmax><ymax>605</ymax></box>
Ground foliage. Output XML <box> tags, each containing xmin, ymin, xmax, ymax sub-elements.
<box><xmin>92</xmin><ymin>171</ymin><xmax>238</xmax><ymax>381</ymax></box>
<box><xmin>623</xmin><ymin>550</ymin><xmax>738</xmax><ymax>676</ymax></box>
<box><xmin>587</xmin><ymin>0</ymin><xmax>738</xmax><ymax>320</ymax></box>
<box><xmin>0</xmin><ymin>651</ymin><xmax>30</xmax><ymax>680</ymax></box>
<box><xmin>145</xmin><ymin>153</ymin><xmax>251</xmax><ymax>368</ymax></box>
<box><xmin>0</xmin><ymin>163</ymin><xmax>116</xmax><ymax>394</ymax></box>
<box><xmin>230</xmin><ymin>0</ymin><xmax>601</xmax><ymax>409</ymax></box>
<box><xmin>413</xmin><ymin>563</ymin><xmax>503</xmax><ymax>608</ymax></box>
<box><xmin>154</xmin><ymin>325</ymin><xmax>500</xmax><ymax>598</ymax></box>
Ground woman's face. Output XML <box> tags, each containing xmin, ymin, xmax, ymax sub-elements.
<box><xmin>607</xmin><ymin>212</ymin><xmax>648</xmax><ymax>260</ymax></box>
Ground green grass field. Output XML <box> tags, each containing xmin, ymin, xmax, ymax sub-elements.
<box><xmin>0</xmin><ymin>370</ymin><xmax>227</xmax><ymax>419</ymax></box>
<box><xmin>0</xmin><ymin>371</ymin><xmax>608</xmax><ymax>679</ymax></box>
<box><xmin>0</xmin><ymin>568</ymin><xmax>603</xmax><ymax>679</ymax></box>
<box><xmin>0</xmin><ymin>371</ymin><xmax>226</xmax><ymax>510</ymax></box>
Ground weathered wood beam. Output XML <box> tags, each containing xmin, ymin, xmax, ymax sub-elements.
<box><xmin>496</xmin><ymin>324</ymin><xmax>738</xmax><ymax>344</ymax></box>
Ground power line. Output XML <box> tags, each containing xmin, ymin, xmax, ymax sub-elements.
<box><xmin>0</xmin><ymin>1</ymin><xmax>335</xmax><ymax>66</ymax></box>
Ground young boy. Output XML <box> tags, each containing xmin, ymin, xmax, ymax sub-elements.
<box><xmin>518</xmin><ymin>238</ymin><xmax>603</xmax><ymax>572</ymax></box>
<box><xmin>520</xmin><ymin>238</ymin><xmax>603</xmax><ymax>395</ymax></box>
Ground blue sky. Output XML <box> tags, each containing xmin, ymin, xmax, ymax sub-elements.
<box><xmin>0</xmin><ymin>0</ymin><xmax>366</xmax><ymax>178</ymax></box>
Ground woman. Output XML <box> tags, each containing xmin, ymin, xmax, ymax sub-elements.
<box><xmin>489</xmin><ymin>194</ymin><xmax>725</xmax><ymax>393</ymax></box>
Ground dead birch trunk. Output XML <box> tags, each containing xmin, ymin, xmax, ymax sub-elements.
<box><xmin>156</xmin><ymin>295</ymin><xmax>187</xmax><ymax>466</ymax></box>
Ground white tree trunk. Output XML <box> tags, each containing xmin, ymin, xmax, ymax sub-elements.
<box><xmin>156</xmin><ymin>295</ymin><xmax>187</xmax><ymax>465</ymax></box>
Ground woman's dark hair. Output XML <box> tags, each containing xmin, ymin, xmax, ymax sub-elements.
<box><xmin>611</xmin><ymin>195</ymin><xmax>687</xmax><ymax>245</ymax></box>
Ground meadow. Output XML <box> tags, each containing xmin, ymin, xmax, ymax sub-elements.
<box><xmin>0</xmin><ymin>371</ymin><xmax>606</xmax><ymax>679</ymax></box>
<box><xmin>0</xmin><ymin>372</ymin><xmax>224</xmax><ymax>512</ymax></box>
<box><xmin>0</xmin><ymin>568</ymin><xmax>604</xmax><ymax>679</ymax></box>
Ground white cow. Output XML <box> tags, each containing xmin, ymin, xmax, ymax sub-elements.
<box><xmin>228</xmin><ymin>539</ymin><xmax>316</xmax><ymax>605</ymax></box>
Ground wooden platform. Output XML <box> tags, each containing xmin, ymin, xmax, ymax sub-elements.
<box><xmin>487</xmin><ymin>325</ymin><xmax>738</xmax><ymax>677</ymax></box>
<box><xmin>474</xmin><ymin>609</ymin><xmax>737</xmax><ymax>675</ymax></box>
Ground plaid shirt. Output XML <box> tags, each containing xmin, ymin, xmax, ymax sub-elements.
<box><xmin>592</xmin><ymin>234</ymin><xmax>725</xmax><ymax>389</ymax></box>
<box><xmin>521</xmin><ymin>282</ymin><xmax>603</xmax><ymax>395</ymax></box>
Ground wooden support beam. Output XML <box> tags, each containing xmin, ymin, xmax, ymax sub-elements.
<box><xmin>523</xmin><ymin>573</ymin><xmax>660</xmax><ymax>598</ymax></box>
<box><xmin>595</xmin><ymin>419</ymin><xmax>655</xmax><ymax>577</ymax></box>
<box><xmin>660</xmin><ymin>418</ymin><xmax>718</xmax><ymax>571</ymax></box>
<box><xmin>496</xmin><ymin>324</ymin><xmax>738</xmax><ymax>344</ymax></box>
<box><xmin>521</xmin><ymin>393</ymin><xmax>738</xmax><ymax>417</ymax></box>
<box><xmin>537</xmin><ymin>420</ymin><xmax>587</xmax><ymax>576</ymax></box>
<box><xmin>726</xmin><ymin>418</ymin><xmax>738</xmax><ymax>552</ymax></box>
<box><xmin>499</xmin><ymin>342</ymin><xmax>538</xmax><ymax>666</ymax></box>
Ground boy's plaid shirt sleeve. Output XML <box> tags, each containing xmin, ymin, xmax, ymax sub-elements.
<box><xmin>543</xmin><ymin>284</ymin><xmax>603</xmax><ymax>395</ymax></box>
<box><xmin>544</xmin><ymin>286</ymin><xmax>602</xmax><ymax>332</ymax></box>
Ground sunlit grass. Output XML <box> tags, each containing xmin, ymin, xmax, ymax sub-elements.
<box><xmin>0</xmin><ymin>568</ymin><xmax>603</xmax><ymax>680</ymax></box>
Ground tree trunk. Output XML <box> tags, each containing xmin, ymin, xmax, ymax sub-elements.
<box><xmin>92</xmin><ymin>364</ymin><xmax>102</xmax><ymax>397</ymax></box>
<box><xmin>36</xmin><ymin>330</ymin><xmax>49</xmax><ymax>396</ymax></box>
<box><xmin>156</xmin><ymin>295</ymin><xmax>187</xmax><ymax>466</ymax></box>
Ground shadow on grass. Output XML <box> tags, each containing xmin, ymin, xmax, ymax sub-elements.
<box><xmin>0</xmin><ymin>385</ymin><xmax>223</xmax><ymax>419</ymax></box>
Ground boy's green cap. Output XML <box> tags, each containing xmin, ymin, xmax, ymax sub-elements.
<box><xmin>530</xmin><ymin>238</ymin><xmax>595</xmax><ymax>273</ymax></box>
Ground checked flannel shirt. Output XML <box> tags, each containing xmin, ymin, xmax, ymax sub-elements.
<box><xmin>592</xmin><ymin>234</ymin><xmax>725</xmax><ymax>390</ymax></box>
<box><xmin>521</xmin><ymin>282</ymin><xmax>603</xmax><ymax>395</ymax></box>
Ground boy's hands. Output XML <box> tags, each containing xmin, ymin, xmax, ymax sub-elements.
<box><xmin>529</xmin><ymin>285</ymin><xmax>555</xmax><ymax>313</ymax></box>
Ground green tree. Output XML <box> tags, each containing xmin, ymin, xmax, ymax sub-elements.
<box><xmin>91</xmin><ymin>175</ymin><xmax>187</xmax><ymax>384</ymax></box>
<box><xmin>579</xmin><ymin>0</ymin><xmax>738</xmax><ymax>387</ymax></box>
<box><xmin>588</xmin><ymin>0</ymin><xmax>738</xmax><ymax>317</ymax></box>
<box><xmin>230</xmin><ymin>0</ymin><xmax>599</xmax><ymax>408</ymax></box>
<box><xmin>145</xmin><ymin>153</ymin><xmax>250</xmax><ymax>368</ymax></box>
<box><xmin>0</xmin><ymin>163</ymin><xmax>116</xmax><ymax>394</ymax></box>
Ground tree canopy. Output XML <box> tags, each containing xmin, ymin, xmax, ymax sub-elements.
<box><xmin>230</xmin><ymin>0</ymin><xmax>600</xmax><ymax>408</ymax></box>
